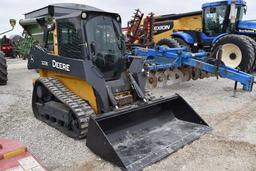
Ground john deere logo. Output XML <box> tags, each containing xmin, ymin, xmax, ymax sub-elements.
<box><xmin>52</xmin><ymin>60</ymin><xmax>70</xmax><ymax>72</ymax></box>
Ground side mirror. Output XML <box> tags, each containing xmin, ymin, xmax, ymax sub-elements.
<box><xmin>9</xmin><ymin>19</ymin><xmax>16</xmax><ymax>28</ymax></box>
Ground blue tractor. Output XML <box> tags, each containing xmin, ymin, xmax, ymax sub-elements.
<box><xmin>167</xmin><ymin>0</ymin><xmax>256</xmax><ymax>72</ymax></box>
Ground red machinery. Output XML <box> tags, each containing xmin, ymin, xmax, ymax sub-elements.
<box><xmin>0</xmin><ymin>19</ymin><xmax>16</xmax><ymax>57</ymax></box>
<box><xmin>0</xmin><ymin>139</ymin><xmax>46</xmax><ymax>171</ymax></box>
<box><xmin>0</xmin><ymin>36</ymin><xmax>13</xmax><ymax>57</ymax></box>
<box><xmin>122</xmin><ymin>9</ymin><xmax>154</xmax><ymax>50</ymax></box>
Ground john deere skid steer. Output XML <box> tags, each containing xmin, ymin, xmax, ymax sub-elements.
<box><xmin>20</xmin><ymin>4</ymin><xmax>210</xmax><ymax>170</ymax></box>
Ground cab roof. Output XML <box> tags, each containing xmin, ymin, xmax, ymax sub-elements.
<box><xmin>24</xmin><ymin>3</ymin><xmax>105</xmax><ymax>19</ymax></box>
<box><xmin>202</xmin><ymin>0</ymin><xmax>246</xmax><ymax>9</ymax></box>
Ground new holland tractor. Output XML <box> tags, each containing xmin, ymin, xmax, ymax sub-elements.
<box><xmin>168</xmin><ymin>0</ymin><xmax>256</xmax><ymax>72</ymax></box>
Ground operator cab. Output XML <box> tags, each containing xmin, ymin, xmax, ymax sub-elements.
<box><xmin>55</xmin><ymin>11</ymin><xmax>126</xmax><ymax>81</ymax></box>
<box><xmin>202</xmin><ymin>0</ymin><xmax>247</xmax><ymax>36</ymax></box>
<box><xmin>83</xmin><ymin>13</ymin><xmax>126</xmax><ymax>81</ymax></box>
<box><xmin>20</xmin><ymin>4</ymin><xmax>126</xmax><ymax>82</ymax></box>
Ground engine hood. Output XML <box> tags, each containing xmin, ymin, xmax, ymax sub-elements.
<box><xmin>238</xmin><ymin>20</ymin><xmax>256</xmax><ymax>30</ymax></box>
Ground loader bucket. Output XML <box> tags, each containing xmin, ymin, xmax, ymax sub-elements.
<box><xmin>86</xmin><ymin>94</ymin><xmax>211</xmax><ymax>171</ymax></box>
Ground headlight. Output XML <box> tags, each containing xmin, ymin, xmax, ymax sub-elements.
<box><xmin>117</xmin><ymin>16</ymin><xmax>121</xmax><ymax>22</ymax></box>
<box><xmin>81</xmin><ymin>12</ymin><xmax>87</xmax><ymax>19</ymax></box>
<box><xmin>47</xmin><ymin>24</ymin><xmax>52</xmax><ymax>30</ymax></box>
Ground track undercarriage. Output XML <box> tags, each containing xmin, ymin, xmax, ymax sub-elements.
<box><xmin>32</xmin><ymin>77</ymin><xmax>96</xmax><ymax>139</ymax></box>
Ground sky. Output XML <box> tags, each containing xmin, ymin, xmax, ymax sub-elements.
<box><xmin>1</xmin><ymin>0</ymin><xmax>256</xmax><ymax>37</ymax></box>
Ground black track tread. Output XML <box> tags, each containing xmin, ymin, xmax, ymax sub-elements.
<box><xmin>36</xmin><ymin>77</ymin><xmax>96</xmax><ymax>139</ymax></box>
<box><xmin>156</xmin><ymin>38</ymin><xmax>180</xmax><ymax>48</ymax></box>
<box><xmin>0</xmin><ymin>51</ymin><xmax>7</xmax><ymax>85</ymax></box>
<box><xmin>211</xmin><ymin>34</ymin><xmax>255</xmax><ymax>73</ymax></box>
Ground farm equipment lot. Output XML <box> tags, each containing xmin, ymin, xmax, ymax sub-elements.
<box><xmin>1</xmin><ymin>58</ymin><xmax>256</xmax><ymax>171</ymax></box>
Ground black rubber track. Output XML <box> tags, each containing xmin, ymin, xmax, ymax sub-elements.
<box><xmin>0</xmin><ymin>51</ymin><xmax>7</xmax><ymax>85</ymax></box>
<box><xmin>156</xmin><ymin>38</ymin><xmax>180</xmax><ymax>48</ymax></box>
<box><xmin>211</xmin><ymin>34</ymin><xmax>255</xmax><ymax>73</ymax></box>
<box><xmin>32</xmin><ymin>77</ymin><xmax>96</xmax><ymax>139</ymax></box>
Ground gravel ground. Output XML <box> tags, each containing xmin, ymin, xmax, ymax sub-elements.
<box><xmin>1</xmin><ymin>58</ymin><xmax>256</xmax><ymax>171</ymax></box>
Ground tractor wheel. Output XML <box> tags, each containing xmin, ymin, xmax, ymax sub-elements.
<box><xmin>0</xmin><ymin>51</ymin><xmax>8</xmax><ymax>85</ymax></box>
<box><xmin>174</xmin><ymin>37</ymin><xmax>191</xmax><ymax>51</ymax></box>
<box><xmin>243</xmin><ymin>36</ymin><xmax>256</xmax><ymax>71</ymax></box>
<box><xmin>156</xmin><ymin>38</ymin><xmax>180</xmax><ymax>48</ymax></box>
<box><xmin>211</xmin><ymin>34</ymin><xmax>255</xmax><ymax>73</ymax></box>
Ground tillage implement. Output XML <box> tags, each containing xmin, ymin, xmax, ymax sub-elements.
<box><xmin>134</xmin><ymin>45</ymin><xmax>254</xmax><ymax>91</ymax></box>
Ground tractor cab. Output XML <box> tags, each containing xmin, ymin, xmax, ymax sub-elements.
<box><xmin>171</xmin><ymin>0</ymin><xmax>251</xmax><ymax>52</ymax></box>
<box><xmin>202</xmin><ymin>0</ymin><xmax>247</xmax><ymax>36</ymax></box>
<box><xmin>168</xmin><ymin>0</ymin><xmax>256</xmax><ymax>72</ymax></box>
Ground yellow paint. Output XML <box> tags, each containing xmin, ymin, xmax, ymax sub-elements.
<box><xmin>153</xmin><ymin>14</ymin><xmax>202</xmax><ymax>43</ymax></box>
<box><xmin>53</xmin><ymin>19</ymin><xmax>59</xmax><ymax>55</ymax></box>
<box><xmin>37</xmin><ymin>19</ymin><xmax>98</xmax><ymax>113</ymax></box>
<box><xmin>3</xmin><ymin>148</ymin><xmax>26</xmax><ymax>159</ymax></box>
<box><xmin>39</xmin><ymin>70</ymin><xmax>98</xmax><ymax>113</ymax></box>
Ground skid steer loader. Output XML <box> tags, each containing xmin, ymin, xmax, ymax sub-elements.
<box><xmin>20</xmin><ymin>4</ymin><xmax>210</xmax><ymax>170</ymax></box>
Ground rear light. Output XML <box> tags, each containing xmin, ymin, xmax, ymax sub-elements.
<box><xmin>2</xmin><ymin>47</ymin><xmax>6</xmax><ymax>50</ymax></box>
